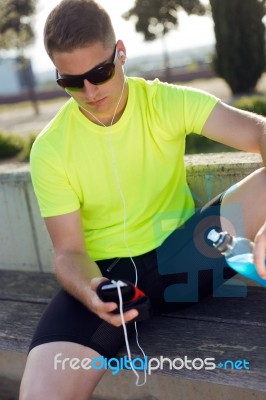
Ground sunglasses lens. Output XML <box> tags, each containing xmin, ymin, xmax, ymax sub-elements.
<box><xmin>88</xmin><ymin>64</ymin><xmax>115</xmax><ymax>85</ymax></box>
<box><xmin>57</xmin><ymin>78</ymin><xmax>83</xmax><ymax>89</ymax></box>
<box><xmin>56</xmin><ymin>61</ymin><xmax>116</xmax><ymax>89</ymax></box>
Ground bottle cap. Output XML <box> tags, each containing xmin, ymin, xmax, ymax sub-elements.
<box><xmin>207</xmin><ymin>229</ymin><xmax>220</xmax><ymax>243</ymax></box>
<box><xmin>208</xmin><ymin>229</ymin><xmax>233</xmax><ymax>253</ymax></box>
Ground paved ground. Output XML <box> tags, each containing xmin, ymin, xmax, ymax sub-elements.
<box><xmin>1</xmin><ymin>74</ymin><xmax>266</xmax><ymax>138</ymax></box>
<box><xmin>0</xmin><ymin>98</ymin><xmax>67</xmax><ymax>137</ymax></box>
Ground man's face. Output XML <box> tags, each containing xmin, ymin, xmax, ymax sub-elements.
<box><xmin>53</xmin><ymin>41</ymin><xmax>127</xmax><ymax>124</ymax></box>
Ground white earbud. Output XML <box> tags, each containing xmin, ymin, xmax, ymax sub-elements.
<box><xmin>119</xmin><ymin>50</ymin><xmax>126</xmax><ymax>59</ymax></box>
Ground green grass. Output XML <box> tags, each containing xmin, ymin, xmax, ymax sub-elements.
<box><xmin>0</xmin><ymin>132</ymin><xmax>23</xmax><ymax>159</ymax></box>
<box><xmin>0</xmin><ymin>131</ymin><xmax>36</xmax><ymax>161</ymax></box>
<box><xmin>233</xmin><ymin>95</ymin><xmax>266</xmax><ymax>116</ymax></box>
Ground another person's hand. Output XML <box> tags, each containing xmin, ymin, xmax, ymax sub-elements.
<box><xmin>88</xmin><ymin>277</ymin><xmax>138</xmax><ymax>326</ymax></box>
<box><xmin>253</xmin><ymin>221</ymin><xmax>266</xmax><ymax>279</ymax></box>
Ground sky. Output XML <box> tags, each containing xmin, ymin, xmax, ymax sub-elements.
<box><xmin>25</xmin><ymin>0</ymin><xmax>215</xmax><ymax>73</ymax></box>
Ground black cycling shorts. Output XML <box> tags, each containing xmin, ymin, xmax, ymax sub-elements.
<box><xmin>29</xmin><ymin>193</ymin><xmax>235</xmax><ymax>358</ymax></box>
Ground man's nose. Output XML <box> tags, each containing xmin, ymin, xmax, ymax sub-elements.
<box><xmin>83</xmin><ymin>79</ymin><xmax>98</xmax><ymax>98</ymax></box>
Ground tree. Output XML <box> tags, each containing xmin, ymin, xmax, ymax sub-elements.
<box><xmin>0</xmin><ymin>0</ymin><xmax>39</xmax><ymax>114</ymax></box>
<box><xmin>123</xmin><ymin>0</ymin><xmax>206</xmax><ymax>82</ymax></box>
<box><xmin>210</xmin><ymin>0</ymin><xmax>266</xmax><ymax>95</ymax></box>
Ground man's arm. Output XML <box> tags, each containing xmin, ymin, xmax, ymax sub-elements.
<box><xmin>202</xmin><ymin>101</ymin><xmax>266</xmax><ymax>163</ymax></box>
<box><xmin>45</xmin><ymin>210</ymin><xmax>138</xmax><ymax>326</ymax></box>
<box><xmin>202</xmin><ymin>101</ymin><xmax>266</xmax><ymax>278</ymax></box>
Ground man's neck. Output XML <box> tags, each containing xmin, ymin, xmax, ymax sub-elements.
<box><xmin>80</xmin><ymin>82</ymin><xmax>128</xmax><ymax>127</ymax></box>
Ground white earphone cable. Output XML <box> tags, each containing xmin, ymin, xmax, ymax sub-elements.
<box><xmin>117</xmin><ymin>282</ymin><xmax>147</xmax><ymax>386</ymax></box>
<box><xmin>77</xmin><ymin>58</ymin><xmax>147</xmax><ymax>385</ymax></box>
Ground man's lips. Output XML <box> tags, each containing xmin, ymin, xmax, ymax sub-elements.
<box><xmin>86</xmin><ymin>97</ymin><xmax>107</xmax><ymax>106</ymax></box>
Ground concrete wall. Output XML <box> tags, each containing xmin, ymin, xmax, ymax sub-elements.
<box><xmin>0</xmin><ymin>164</ymin><xmax>54</xmax><ymax>272</ymax></box>
<box><xmin>0</xmin><ymin>152</ymin><xmax>262</xmax><ymax>272</ymax></box>
<box><xmin>0</xmin><ymin>59</ymin><xmax>21</xmax><ymax>96</ymax></box>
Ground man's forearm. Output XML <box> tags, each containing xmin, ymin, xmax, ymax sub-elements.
<box><xmin>258</xmin><ymin>121</ymin><xmax>266</xmax><ymax>167</ymax></box>
<box><xmin>55</xmin><ymin>251</ymin><xmax>103</xmax><ymax>310</ymax></box>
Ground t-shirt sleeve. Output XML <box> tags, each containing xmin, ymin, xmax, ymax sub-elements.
<box><xmin>30</xmin><ymin>137</ymin><xmax>80</xmax><ymax>217</ymax></box>
<box><xmin>182</xmin><ymin>85</ymin><xmax>220</xmax><ymax>135</ymax></box>
<box><xmin>153</xmin><ymin>81</ymin><xmax>220</xmax><ymax>138</ymax></box>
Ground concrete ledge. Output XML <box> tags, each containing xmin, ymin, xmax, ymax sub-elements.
<box><xmin>185</xmin><ymin>152</ymin><xmax>262</xmax><ymax>206</ymax></box>
<box><xmin>1</xmin><ymin>350</ymin><xmax>266</xmax><ymax>400</ymax></box>
<box><xmin>0</xmin><ymin>152</ymin><xmax>262</xmax><ymax>272</ymax></box>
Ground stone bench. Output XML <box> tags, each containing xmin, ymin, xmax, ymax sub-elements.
<box><xmin>1</xmin><ymin>152</ymin><xmax>266</xmax><ymax>396</ymax></box>
<box><xmin>0</xmin><ymin>270</ymin><xmax>266</xmax><ymax>392</ymax></box>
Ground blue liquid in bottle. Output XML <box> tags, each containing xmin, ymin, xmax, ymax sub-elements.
<box><xmin>207</xmin><ymin>229</ymin><xmax>266</xmax><ymax>288</ymax></box>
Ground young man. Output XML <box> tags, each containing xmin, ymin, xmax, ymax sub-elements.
<box><xmin>20</xmin><ymin>0</ymin><xmax>266</xmax><ymax>399</ymax></box>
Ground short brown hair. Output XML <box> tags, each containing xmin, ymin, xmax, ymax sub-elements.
<box><xmin>44</xmin><ymin>0</ymin><xmax>116</xmax><ymax>58</ymax></box>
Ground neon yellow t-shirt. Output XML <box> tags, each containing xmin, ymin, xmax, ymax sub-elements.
<box><xmin>30</xmin><ymin>77</ymin><xmax>219</xmax><ymax>260</ymax></box>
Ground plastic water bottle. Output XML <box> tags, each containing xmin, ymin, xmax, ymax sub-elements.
<box><xmin>207</xmin><ymin>229</ymin><xmax>266</xmax><ymax>288</ymax></box>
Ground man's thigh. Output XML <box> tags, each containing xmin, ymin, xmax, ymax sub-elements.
<box><xmin>220</xmin><ymin>167</ymin><xmax>266</xmax><ymax>240</ymax></box>
<box><xmin>154</xmin><ymin>192</ymin><xmax>236</xmax><ymax>307</ymax></box>
<box><xmin>20</xmin><ymin>342</ymin><xmax>105</xmax><ymax>400</ymax></box>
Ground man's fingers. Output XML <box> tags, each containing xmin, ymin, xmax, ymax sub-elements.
<box><xmin>101</xmin><ymin>308</ymin><xmax>139</xmax><ymax>327</ymax></box>
<box><xmin>90</xmin><ymin>277</ymin><xmax>108</xmax><ymax>291</ymax></box>
<box><xmin>254</xmin><ymin>230</ymin><xmax>266</xmax><ymax>278</ymax></box>
<box><xmin>89</xmin><ymin>277</ymin><xmax>139</xmax><ymax>326</ymax></box>
<box><xmin>91</xmin><ymin>292</ymin><xmax>117</xmax><ymax>313</ymax></box>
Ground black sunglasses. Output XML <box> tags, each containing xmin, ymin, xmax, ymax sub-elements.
<box><xmin>56</xmin><ymin>45</ymin><xmax>117</xmax><ymax>89</ymax></box>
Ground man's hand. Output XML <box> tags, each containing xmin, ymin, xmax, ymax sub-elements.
<box><xmin>89</xmin><ymin>277</ymin><xmax>139</xmax><ymax>327</ymax></box>
<box><xmin>44</xmin><ymin>211</ymin><xmax>139</xmax><ymax>325</ymax></box>
<box><xmin>253</xmin><ymin>222</ymin><xmax>266</xmax><ymax>279</ymax></box>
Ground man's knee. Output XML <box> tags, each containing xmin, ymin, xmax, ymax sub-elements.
<box><xmin>20</xmin><ymin>378</ymin><xmax>46</xmax><ymax>400</ymax></box>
